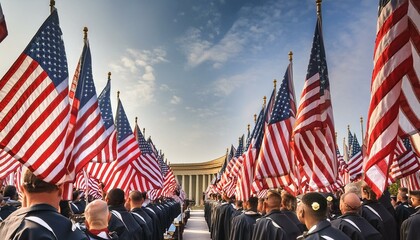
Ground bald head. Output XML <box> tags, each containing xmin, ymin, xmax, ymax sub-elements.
<box><xmin>340</xmin><ymin>192</ymin><xmax>361</xmax><ymax>214</ymax></box>
<box><xmin>265</xmin><ymin>190</ymin><xmax>282</xmax><ymax>212</ymax></box>
<box><xmin>85</xmin><ymin>199</ymin><xmax>109</xmax><ymax>230</ymax></box>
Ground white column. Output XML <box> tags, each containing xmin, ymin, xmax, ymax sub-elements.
<box><xmin>195</xmin><ymin>175</ymin><xmax>200</xmax><ymax>206</ymax></box>
<box><xmin>208</xmin><ymin>174</ymin><xmax>212</xmax><ymax>185</ymax></box>
<box><xmin>182</xmin><ymin>175</ymin><xmax>185</xmax><ymax>190</ymax></box>
<box><xmin>202</xmin><ymin>174</ymin><xmax>206</xmax><ymax>197</ymax></box>
<box><xmin>188</xmin><ymin>175</ymin><xmax>192</xmax><ymax>200</ymax></box>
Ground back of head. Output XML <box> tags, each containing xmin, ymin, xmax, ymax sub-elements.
<box><xmin>281</xmin><ymin>191</ymin><xmax>297</xmax><ymax>211</ymax></box>
<box><xmin>248</xmin><ymin>197</ymin><xmax>259</xmax><ymax>210</ymax></box>
<box><xmin>107</xmin><ymin>188</ymin><xmax>125</xmax><ymax>206</ymax></box>
<box><xmin>85</xmin><ymin>199</ymin><xmax>109</xmax><ymax>230</ymax></box>
<box><xmin>340</xmin><ymin>192</ymin><xmax>362</xmax><ymax>214</ymax></box>
<box><xmin>301</xmin><ymin>192</ymin><xmax>327</xmax><ymax>221</ymax></box>
<box><xmin>265</xmin><ymin>189</ymin><xmax>282</xmax><ymax>211</ymax></box>
<box><xmin>344</xmin><ymin>182</ymin><xmax>362</xmax><ymax>198</ymax></box>
<box><xmin>22</xmin><ymin>168</ymin><xmax>59</xmax><ymax>194</ymax></box>
<box><xmin>3</xmin><ymin>185</ymin><xmax>17</xmax><ymax>200</ymax></box>
<box><xmin>129</xmin><ymin>191</ymin><xmax>144</xmax><ymax>203</ymax></box>
<box><xmin>361</xmin><ymin>182</ymin><xmax>377</xmax><ymax>201</ymax></box>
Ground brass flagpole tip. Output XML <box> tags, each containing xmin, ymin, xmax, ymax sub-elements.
<box><xmin>135</xmin><ymin>117</ymin><xmax>138</xmax><ymax>123</ymax></box>
<box><xmin>83</xmin><ymin>27</ymin><xmax>88</xmax><ymax>40</ymax></box>
<box><xmin>263</xmin><ymin>96</ymin><xmax>267</xmax><ymax>106</ymax></box>
<box><xmin>316</xmin><ymin>0</ymin><xmax>322</xmax><ymax>16</ymax></box>
<box><xmin>108</xmin><ymin>72</ymin><xmax>111</xmax><ymax>80</ymax></box>
<box><xmin>247</xmin><ymin>124</ymin><xmax>250</xmax><ymax>131</ymax></box>
<box><xmin>254</xmin><ymin>114</ymin><xmax>257</xmax><ymax>123</ymax></box>
<box><xmin>117</xmin><ymin>91</ymin><xmax>120</xmax><ymax>99</ymax></box>
<box><xmin>273</xmin><ymin>79</ymin><xmax>277</xmax><ymax>89</ymax></box>
<box><xmin>289</xmin><ymin>51</ymin><xmax>293</xmax><ymax>61</ymax></box>
<box><xmin>50</xmin><ymin>0</ymin><xmax>56</xmax><ymax>12</ymax></box>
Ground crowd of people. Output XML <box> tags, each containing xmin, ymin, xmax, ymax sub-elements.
<box><xmin>0</xmin><ymin>168</ymin><xmax>182</xmax><ymax>240</ymax></box>
<box><xmin>204</xmin><ymin>182</ymin><xmax>420</xmax><ymax>240</ymax></box>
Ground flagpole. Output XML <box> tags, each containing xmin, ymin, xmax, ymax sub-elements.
<box><xmin>316</xmin><ymin>0</ymin><xmax>322</xmax><ymax>16</ymax></box>
<box><xmin>289</xmin><ymin>51</ymin><xmax>293</xmax><ymax>62</ymax></box>
<box><xmin>50</xmin><ymin>0</ymin><xmax>55</xmax><ymax>13</ymax></box>
<box><xmin>360</xmin><ymin>117</ymin><xmax>364</xmax><ymax>144</ymax></box>
<box><xmin>254</xmin><ymin>114</ymin><xmax>257</xmax><ymax>124</ymax></box>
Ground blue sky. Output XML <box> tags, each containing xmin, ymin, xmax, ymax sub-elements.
<box><xmin>0</xmin><ymin>0</ymin><xmax>378</xmax><ymax>163</ymax></box>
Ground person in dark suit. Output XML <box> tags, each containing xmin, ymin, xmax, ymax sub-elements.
<box><xmin>0</xmin><ymin>168</ymin><xmax>87</xmax><ymax>239</ymax></box>
<box><xmin>360</xmin><ymin>183</ymin><xmax>397</xmax><ymax>240</ymax></box>
<box><xmin>230</xmin><ymin>196</ymin><xmax>261</xmax><ymax>240</ymax></box>
<box><xmin>395</xmin><ymin>192</ymin><xmax>415</xmax><ymax>231</ymax></box>
<box><xmin>252</xmin><ymin>189</ymin><xmax>301</xmax><ymax>240</ymax></box>
<box><xmin>281</xmin><ymin>190</ymin><xmax>306</xmax><ymax>233</ymax></box>
<box><xmin>106</xmin><ymin>188</ymin><xmax>143</xmax><ymax>240</ymax></box>
<box><xmin>296</xmin><ymin>192</ymin><xmax>350</xmax><ymax>240</ymax></box>
<box><xmin>400</xmin><ymin>190</ymin><xmax>420</xmax><ymax>240</ymax></box>
<box><xmin>84</xmin><ymin>199</ymin><xmax>118</xmax><ymax>240</ymax></box>
<box><xmin>331</xmin><ymin>192</ymin><xmax>382</xmax><ymax>240</ymax></box>
<box><xmin>126</xmin><ymin>190</ymin><xmax>154</xmax><ymax>240</ymax></box>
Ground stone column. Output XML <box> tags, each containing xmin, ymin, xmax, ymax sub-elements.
<box><xmin>182</xmin><ymin>175</ymin><xmax>185</xmax><ymax>190</ymax></box>
<box><xmin>202</xmin><ymin>174</ymin><xmax>206</xmax><ymax>195</ymax></box>
<box><xmin>208</xmin><ymin>174</ymin><xmax>212</xmax><ymax>186</ymax></box>
<box><xmin>188</xmin><ymin>175</ymin><xmax>192</xmax><ymax>200</ymax></box>
<box><xmin>195</xmin><ymin>175</ymin><xmax>200</xmax><ymax>206</ymax></box>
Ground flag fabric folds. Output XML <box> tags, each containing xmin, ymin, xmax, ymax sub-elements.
<box><xmin>0</xmin><ymin>10</ymin><xmax>70</xmax><ymax>184</ymax></box>
<box><xmin>0</xmin><ymin>3</ymin><xmax>7</xmax><ymax>43</ymax></box>
<box><xmin>253</xmin><ymin>60</ymin><xmax>296</xmax><ymax>192</ymax></box>
<box><xmin>364</xmin><ymin>0</ymin><xmax>420</xmax><ymax>196</ymax></box>
<box><xmin>292</xmin><ymin>13</ymin><xmax>338</xmax><ymax>191</ymax></box>
<box><xmin>134</xmin><ymin>121</ymin><xmax>163</xmax><ymax>190</ymax></box>
<box><xmin>91</xmin><ymin>74</ymin><xmax>117</xmax><ymax>163</ymax></box>
<box><xmin>347</xmin><ymin>133</ymin><xmax>363</xmax><ymax>181</ymax></box>
<box><xmin>64</xmin><ymin>33</ymin><xmax>109</xmax><ymax>184</ymax></box>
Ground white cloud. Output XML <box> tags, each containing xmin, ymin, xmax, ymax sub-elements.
<box><xmin>170</xmin><ymin>95</ymin><xmax>181</xmax><ymax>105</ymax></box>
<box><xmin>168</xmin><ymin>117</ymin><xmax>177</xmax><ymax>121</ymax></box>
<box><xmin>109</xmin><ymin>47</ymin><xmax>167</xmax><ymax>105</ymax></box>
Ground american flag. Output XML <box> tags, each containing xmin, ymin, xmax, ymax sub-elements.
<box><xmin>91</xmin><ymin>97</ymin><xmax>141</xmax><ymax>192</ymax></box>
<box><xmin>236</xmin><ymin>107</ymin><xmax>265</xmax><ymax>201</ymax></box>
<box><xmin>0</xmin><ymin>10</ymin><xmax>70</xmax><ymax>183</ymax></box>
<box><xmin>134</xmin><ymin>120</ymin><xmax>163</xmax><ymax>190</ymax></box>
<box><xmin>0</xmin><ymin>3</ymin><xmax>7</xmax><ymax>43</ymax></box>
<box><xmin>74</xmin><ymin>169</ymin><xmax>102</xmax><ymax>200</ymax></box>
<box><xmin>253</xmin><ymin>60</ymin><xmax>296</xmax><ymax>192</ymax></box>
<box><xmin>347</xmin><ymin>133</ymin><xmax>363</xmax><ymax>181</ymax></box>
<box><xmin>91</xmin><ymin>74</ymin><xmax>117</xmax><ymax>163</ymax></box>
<box><xmin>390</xmin><ymin>137</ymin><xmax>420</xmax><ymax>180</ymax></box>
<box><xmin>222</xmin><ymin>136</ymin><xmax>244</xmax><ymax>197</ymax></box>
<box><xmin>292</xmin><ymin>12</ymin><xmax>338</xmax><ymax>191</ymax></box>
<box><xmin>217</xmin><ymin>145</ymin><xmax>235</xmax><ymax>191</ymax></box>
<box><xmin>400</xmin><ymin>171</ymin><xmax>420</xmax><ymax>191</ymax></box>
<box><xmin>0</xmin><ymin>149</ymin><xmax>20</xmax><ymax>180</ymax></box>
<box><xmin>364</xmin><ymin>0</ymin><xmax>420</xmax><ymax>196</ymax></box>
<box><xmin>63</xmin><ymin>33</ymin><xmax>110</xmax><ymax>184</ymax></box>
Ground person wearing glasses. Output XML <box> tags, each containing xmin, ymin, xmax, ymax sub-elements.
<box><xmin>400</xmin><ymin>190</ymin><xmax>420</xmax><ymax>240</ymax></box>
<box><xmin>331</xmin><ymin>192</ymin><xmax>382</xmax><ymax>240</ymax></box>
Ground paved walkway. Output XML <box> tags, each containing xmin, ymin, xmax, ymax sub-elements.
<box><xmin>183</xmin><ymin>210</ymin><xmax>211</xmax><ymax>240</ymax></box>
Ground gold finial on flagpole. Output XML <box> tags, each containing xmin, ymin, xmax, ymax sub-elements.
<box><xmin>117</xmin><ymin>91</ymin><xmax>120</xmax><ymax>99</ymax></box>
<box><xmin>143</xmin><ymin>128</ymin><xmax>145</xmax><ymax>136</ymax></box>
<box><xmin>347</xmin><ymin>125</ymin><xmax>350</xmax><ymax>132</ymax></box>
<box><xmin>108</xmin><ymin>72</ymin><xmax>111</xmax><ymax>80</ymax></box>
<box><xmin>226</xmin><ymin>148</ymin><xmax>229</xmax><ymax>157</ymax></box>
<box><xmin>254</xmin><ymin>114</ymin><xmax>257</xmax><ymax>123</ymax></box>
<box><xmin>263</xmin><ymin>96</ymin><xmax>267</xmax><ymax>107</ymax></box>
<box><xmin>273</xmin><ymin>79</ymin><xmax>277</xmax><ymax>90</ymax></box>
<box><xmin>247</xmin><ymin>124</ymin><xmax>250</xmax><ymax>131</ymax></box>
<box><xmin>50</xmin><ymin>0</ymin><xmax>55</xmax><ymax>13</ymax></box>
<box><xmin>316</xmin><ymin>0</ymin><xmax>322</xmax><ymax>16</ymax></box>
<box><xmin>83</xmin><ymin>27</ymin><xmax>88</xmax><ymax>40</ymax></box>
<box><xmin>289</xmin><ymin>51</ymin><xmax>293</xmax><ymax>62</ymax></box>
<box><xmin>135</xmin><ymin>117</ymin><xmax>138</xmax><ymax>124</ymax></box>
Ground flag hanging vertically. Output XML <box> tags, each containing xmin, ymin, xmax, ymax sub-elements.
<box><xmin>91</xmin><ymin>73</ymin><xmax>118</xmax><ymax>163</ymax></box>
<box><xmin>292</xmin><ymin>3</ymin><xmax>338</xmax><ymax>191</ymax></box>
<box><xmin>237</xmin><ymin>106</ymin><xmax>265</xmax><ymax>201</ymax></box>
<box><xmin>253</xmin><ymin>57</ymin><xmax>297</xmax><ymax>192</ymax></box>
<box><xmin>0</xmin><ymin>10</ymin><xmax>70</xmax><ymax>183</ymax></box>
<box><xmin>0</xmin><ymin>3</ymin><xmax>7</xmax><ymax>43</ymax></box>
<box><xmin>134</xmin><ymin>119</ymin><xmax>163</xmax><ymax>190</ymax></box>
<box><xmin>364</xmin><ymin>0</ymin><xmax>420</xmax><ymax>196</ymax></box>
<box><xmin>347</xmin><ymin>133</ymin><xmax>363</xmax><ymax>181</ymax></box>
<box><xmin>64</xmin><ymin>28</ymin><xmax>109</xmax><ymax>183</ymax></box>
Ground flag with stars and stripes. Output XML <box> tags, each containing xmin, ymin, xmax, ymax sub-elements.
<box><xmin>253</xmin><ymin>61</ymin><xmax>297</xmax><ymax>193</ymax></box>
<box><xmin>63</xmin><ymin>34</ymin><xmax>110</xmax><ymax>186</ymax></box>
<box><xmin>91</xmin><ymin>75</ymin><xmax>117</xmax><ymax>163</ymax></box>
<box><xmin>89</xmin><ymin>98</ymin><xmax>140</xmax><ymax>193</ymax></box>
<box><xmin>134</xmin><ymin>121</ymin><xmax>163</xmax><ymax>190</ymax></box>
<box><xmin>0</xmin><ymin>10</ymin><xmax>70</xmax><ymax>184</ymax></box>
<box><xmin>390</xmin><ymin>137</ymin><xmax>420</xmax><ymax>180</ymax></box>
<box><xmin>364</xmin><ymin>0</ymin><xmax>420</xmax><ymax>196</ymax></box>
<box><xmin>236</xmin><ymin>107</ymin><xmax>265</xmax><ymax>201</ymax></box>
<box><xmin>0</xmin><ymin>149</ymin><xmax>20</xmax><ymax>180</ymax></box>
<box><xmin>347</xmin><ymin>133</ymin><xmax>363</xmax><ymax>181</ymax></box>
<box><xmin>292</xmin><ymin>11</ymin><xmax>339</xmax><ymax>191</ymax></box>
